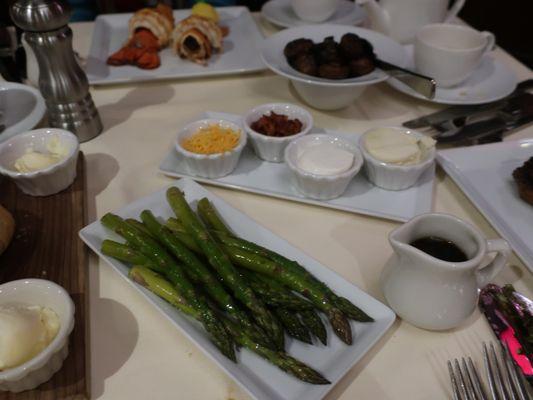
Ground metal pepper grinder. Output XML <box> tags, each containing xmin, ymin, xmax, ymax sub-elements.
<box><xmin>10</xmin><ymin>0</ymin><xmax>102</xmax><ymax>142</ymax></box>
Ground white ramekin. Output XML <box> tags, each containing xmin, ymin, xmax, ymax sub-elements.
<box><xmin>0</xmin><ymin>279</ymin><xmax>75</xmax><ymax>393</ymax></box>
<box><xmin>0</xmin><ymin>128</ymin><xmax>79</xmax><ymax>196</ymax></box>
<box><xmin>359</xmin><ymin>127</ymin><xmax>436</xmax><ymax>191</ymax></box>
<box><xmin>285</xmin><ymin>133</ymin><xmax>363</xmax><ymax>200</ymax></box>
<box><xmin>175</xmin><ymin>118</ymin><xmax>247</xmax><ymax>179</ymax></box>
<box><xmin>243</xmin><ymin>103</ymin><xmax>313</xmax><ymax>162</ymax></box>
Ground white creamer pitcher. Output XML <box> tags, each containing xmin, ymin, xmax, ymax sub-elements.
<box><xmin>357</xmin><ymin>0</ymin><xmax>466</xmax><ymax>43</ymax></box>
<box><xmin>381</xmin><ymin>213</ymin><xmax>510</xmax><ymax>330</ymax></box>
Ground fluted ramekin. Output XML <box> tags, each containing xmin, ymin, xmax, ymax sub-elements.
<box><xmin>0</xmin><ymin>128</ymin><xmax>79</xmax><ymax>196</ymax></box>
<box><xmin>175</xmin><ymin>119</ymin><xmax>246</xmax><ymax>179</ymax></box>
<box><xmin>0</xmin><ymin>279</ymin><xmax>75</xmax><ymax>393</ymax></box>
<box><xmin>285</xmin><ymin>134</ymin><xmax>363</xmax><ymax>200</ymax></box>
<box><xmin>243</xmin><ymin>103</ymin><xmax>313</xmax><ymax>162</ymax></box>
<box><xmin>359</xmin><ymin>127</ymin><xmax>436</xmax><ymax>191</ymax></box>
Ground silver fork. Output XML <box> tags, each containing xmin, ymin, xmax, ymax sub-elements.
<box><xmin>448</xmin><ymin>357</ymin><xmax>488</xmax><ymax>400</ymax></box>
<box><xmin>483</xmin><ymin>342</ymin><xmax>531</xmax><ymax>400</ymax></box>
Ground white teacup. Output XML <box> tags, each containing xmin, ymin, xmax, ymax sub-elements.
<box><xmin>381</xmin><ymin>213</ymin><xmax>510</xmax><ymax>330</ymax></box>
<box><xmin>291</xmin><ymin>0</ymin><xmax>338</xmax><ymax>23</ymax></box>
<box><xmin>414</xmin><ymin>24</ymin><xmax>496</xmax><ymax>88</ymax></box>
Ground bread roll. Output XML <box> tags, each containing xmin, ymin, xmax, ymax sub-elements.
<box><xmin>0</xmin><ymin>204</ymin><xmax>15</xmax><ymax>255</ymax></box>
<box><xmin>172</xmin><ymin>15</ymin><xmax>223</xmax><ymax>65</ymax></box>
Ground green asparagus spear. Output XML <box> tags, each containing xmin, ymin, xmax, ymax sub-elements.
<box><xmin>129</xmin><ymin>266</ymin><xmax>200</xmax><ymax>319</ymax></box>
<box><xmin>299</xmin><ymin>309</ymin><xmax>327</xmax><ymax>345</ymax></box>
<box><xmin>222</xmin><ymin>245</ymin><xmax>353</xmax><ymax>345</ymax></box>
<box><xmin>184</xmin><ymin>200</ymin><xmax>373</xmax><ymax>323</ymax></box>
<box><xmin>101</xmin><ymin>213</ymin><xmax>236</xmax><ymax>361</ymax></box>
<box><xmin>126</xmin><ymin>218</ymin><xmax>156</xmax><ymax>238</ymax></box>
<box><xmin>273</xmin><ymin>308</ymin><xmax>312</xmax><ymax>344</ymax></box>
<box><xmin>241</xmin><ymin>270</ymin><xmax>314</xmax><ymax>310</ymax></box>
<box><xmin>140</xmin><ymin>210</ymin><xmax>274</xmax><ymax>350</ymax></box>
<box><xmin>101</xmin><ymin>240</ymin><xmax>163</xmax><ymax>272</ymax></box>
<box><xmin>130</xmin><ymin>266</ymin><xmax>329</xmax><ymax>385</ymax></box>
<box><xmin>222</xmin><ymin>319</ymin><xmax>330</xmax><ymax>385</ymax></box>
<box><xmin>166</xmin><ymin>218</ymin><xmax>201</xmax><ymax>252</ymax></box>
<box><xmin>197</xmin><ymin>197</ymin><xmax>233</xmax><ymax>235</ymax></box>
<box><xmin>166</xmin><ymin>187</ymin><xmax>284</xmax><ymax>350</ymax></box>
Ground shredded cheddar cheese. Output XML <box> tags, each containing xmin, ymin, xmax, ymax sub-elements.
<box><xmin>182</xmin><ymin>124</ymin><xmax>240</xmax><ymax>155</ymax></box>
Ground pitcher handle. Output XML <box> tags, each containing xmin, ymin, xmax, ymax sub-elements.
<box><xmin>444</xmin><ymin>0</ymin><xmax>466</xmax><ymax>22</ymax></box>
<box><xmin>476</xmin><ymin>239</ymin><xmax>511</xmax><ymax>287</ymax></box>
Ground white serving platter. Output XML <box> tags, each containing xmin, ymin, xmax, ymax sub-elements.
<box><xmin>438</xmin><ymin>139</ymin><xmax>533</xmax><ymax>273</ymax></box>
<box><xmin>159</xmin><ymin>112</ymin><xmax>435</xmax><ymax>222</ymax></box>
<box><xmin>79</xmin><ymin>178</ymin><xmax>396</xmax><ymax>400</ymax></box>
<box><xmin>86</xmin><ymin>7</ymin><xmax>266</xmax><ymax>85</ymax></box>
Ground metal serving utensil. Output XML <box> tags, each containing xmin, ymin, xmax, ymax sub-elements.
<box><xmin>376</xmin><ymin>58</ymin><xmax>436</xmax><ymax>99</ymax></box>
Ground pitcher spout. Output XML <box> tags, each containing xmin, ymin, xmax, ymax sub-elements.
<box><xmin>356</xmin><ymin>0</ymin><xmax>391</xmax><ymax>36</ymax></box>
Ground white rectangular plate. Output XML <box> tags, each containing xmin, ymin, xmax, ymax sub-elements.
<box><xmin>79</xmin><ymin>178</ymin><xmax>396</xmax><ymax>400</ymax></box>
<box><xmin>159</xmin><ymin>112</ymin><xmax>435</xmax><ymax>222</ymax></box>
<box><xmin>438</xmin><ymin>139</ymin><xmax>533</xmax><ymax>273</ymax></box>
<box><xmin>86</xmin><ymin>7</ymin><xmax>266</xmax><ymax>85</ymax></box>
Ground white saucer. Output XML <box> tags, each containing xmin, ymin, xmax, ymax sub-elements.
<box><xmin>387</xmin><ymin>46</ymin><xmax>518</xmax><ymax>105</ymax></box>
<box><xmin>261</xmin><ymin>0</ymin><xmax>366</xmax><ymax>28</ymax></box>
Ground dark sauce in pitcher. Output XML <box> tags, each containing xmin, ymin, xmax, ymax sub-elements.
<box><xmin>410</xmin><ymin>236</ymin><xmax>468</xmax><ymax>262</ymax></box>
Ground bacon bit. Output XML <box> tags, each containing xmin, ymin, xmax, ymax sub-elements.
<box><xmin>251</xmin><ymin>112</ymin><xmax>303</xmax><ymax>137</ymax></box>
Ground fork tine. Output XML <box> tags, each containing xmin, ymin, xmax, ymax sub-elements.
<box><xmin>455</xmin><ymin>358</ymin><xmax>475</xmax><ymax>400</ymax></box>
<box><xmin>449</xmin><ymin>360</ymin><xmax>464</xmax><ymax>400</ymax></box>
<box><xmin>467</xmin><ymin>357</ymin><xmax>489</xmax><ymax>400</ymax></box>
<box><xmin>502</xmin><ymin>343</ymin><xmax>530</xmax><ymax>400</ymax></box>
<box><xmin>499</xmin><ymin>345</ymin><xmax>519</xmax><ymax>400</ymax></box>
<box><xmin>487</xmin><ymin>342</ymin><xmax>512</xmax><ymax>400</ymax></box>
<box><xmin>461</xmin><ymin>357</ymin><xmax>480</xmax><ymax>400</ymax></box>
<box><xmin>484</xmin><ymin>342</ymin><xmax>501</xmax><ymax>400</ymax></box>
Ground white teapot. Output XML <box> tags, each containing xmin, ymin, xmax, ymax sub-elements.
<box><xmin>357</xmin><ymin>0</ymin><xmax>466</xmax><ymax>43</ymax></box>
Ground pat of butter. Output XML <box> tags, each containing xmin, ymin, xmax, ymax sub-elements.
<box><xmin>13</xmin><ymin>136</ymin><xmax>69</xmax><ymax>173</ymax></box>
<box><xmin>364</xmin><ymin>128</ymin><xmax>435</xmax><ymax>166</ymax></box>
<box><xmin>0</xmin><ymin>304</ymin><xmax>60</xmax><ymax>371</ymax></box>
<box><xmin>297</xmin><ymin>144</ymin><xmax>354</xmax><ymax>175</ymax></box>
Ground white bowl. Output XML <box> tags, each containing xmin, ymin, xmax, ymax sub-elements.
<box><xmin>175</xmin><ymin>119</ymin><xmax>246</xmax><ymax>178</ymax></box>
<box><xmin>0</xmin><ymin>82</ymin><xmax>46</xmax><ymax>144</ymax></box>
<box><xmin>291</xmin><ymin>0</ymin><xmax>338</xmax><ymax>22</ymax></box>
<box><xmin>285</xmin><ymin>133</ymin><xmax>363</xmax><ymax>199</ymax></box>
<box><xmin>0</xmin><ymin>128</ymin><xmax>80</xmax><ymax>197</ymax></box>
<box><xmin>359</xmin><ymin>127</ymin><xmax>436</xmax><ymax>191</ymax></box>
<box><xmin>0</xmin><ymin>279</ymin><xmax>75</xmax><ymax>393</ymax></box>
<box><xmin>243</xmin><ymin>103</ymin><xmax>313</xmax><ymax>162</ymax></box>
<box><xmin>260</xmin><ymin>25</ymin><xmax>407</xmax><ymax>110</ymax></box>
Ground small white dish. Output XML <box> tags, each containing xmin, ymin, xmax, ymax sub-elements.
<box><xmin>79</xmin><ymin>178</ymin><xmax>396</xmax><ymax>400</ymax></box>
<box><xmin>285</xmin><ymin>134</ymin><xmax>363</xmax><ymax>200</ymax></box>
<box><xmin>262</xmin><ymin>0</ymin><xmax>366</xmax><ymax>29</ymax></box>
<box><xmin>438</xmin><ymin>139</ymin><xmax>533</xmax><ymax>274</ymax></box>
<box><xmin>0</xmin><ymin>128</ymin><xmax>80</xmax><ymax>197</ymax></box>
<box><xmin>0</xmin><ymin>82</ymin><xmax>46</xmax><ymax>144</ymax></box>
<box><xmin>290</xmin><ymin>0</ymin><xmax>338</xmax><ymax>22</ymax></box>
<box><xmin>387</xmin><ymin>45</ymin><xmax>517</xmax><ymax>105</ymax></box>
<box><xmin>260</xmin><ymin>25</ymin><xmax>407</xmax><ymax>110</ymax></box>
<box><xmin>243</xmin><ymin>103</ymin><xmax>312</xmax><ymax>162</ymax></box>
<box><xmin>160</xmin><ymin>111</ymin><xmax>435</xmax><ymax>222</ymax></box>
<box><xmin>175</xmin><ymin>118</ymin><xmax>246</xmax><ymax>178</ymax></box>
<box><xmin>359</xmin><ymin>127</ymin><xmax>436</xmax><ymax>191</ymax></box>
<box><xmin>0</xmin><ymin>279</ymin><xmax>75</xmax><ymax>393</ymax></box>
<box><xmin>86</xmin><ymin>7</ymin><xmax>266</xmax><ymax>86</ymax></box>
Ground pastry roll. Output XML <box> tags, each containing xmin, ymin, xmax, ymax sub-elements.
<box><xmin>172</xmin><ymin>15</ymin><xmax>223</xmax><ymax>65</ymax></box>
<box><xmin>129</xmin><ymin>4</ymin><xmax>174</xmax><ymax>48</ymax></box>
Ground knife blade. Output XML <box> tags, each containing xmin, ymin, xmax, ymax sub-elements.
<box><xmin>403</xmin><ymin>78</ymin><xmax>533</xmax><ymax>129</ymax></box>
<box><xmin>437</xmin><ymin>92</ymin><xmax>533</xmax><ymax>144</ymax></box>
<box><xmin>376</xmin><ymin>59</ymin><xmax>436</xmax><ymax>99</ymax></box>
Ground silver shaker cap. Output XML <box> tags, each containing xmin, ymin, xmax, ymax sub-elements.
<box><xmin>10</xmin><ymin>0</ymin><xmax>72</xmax><ymax>32</ymax></box>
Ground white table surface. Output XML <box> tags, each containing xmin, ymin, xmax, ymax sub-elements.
<box><xmin>39</xmin><ymin>14</ymin><xmax>533</xmax><ymax>400</ymax></box>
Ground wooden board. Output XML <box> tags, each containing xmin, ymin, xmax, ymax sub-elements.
<box><xmin>0</xmin><ymin>153</ymin><xmax>89</xmax><ymax>400</ymax></box>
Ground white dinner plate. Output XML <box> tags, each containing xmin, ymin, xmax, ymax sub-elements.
<box><xmin>86</xmin><ymin>7</ymin><xmax>266</xmax><ymax>85</ymax></box>
<box><xmin>261</xmin><ymin>0</ymin><xmax>366</xmax><ymax>29</ymax></box>
<box><xmin>159</xmin><ymin>112</ymin><xmax>435</xmax><ymax>222</ymax></box>
<box><xmin>438</xmin><ymin>139</ymin><xmax>533</xmax><ymax>273</ymax></box>
<box><xmin>387</xmin><ymin>45</ymin><xmax>517</xmax><ymax>105</ymax></box>
<box><xmin>79</xmin><ymin>178</ymin><xmax>396</xmax><ymax>400</ymax></box>
<box><xmin>261</xmin><ymin>25</ymin><xmax>408</xmax><ymax>87</ymax></box>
